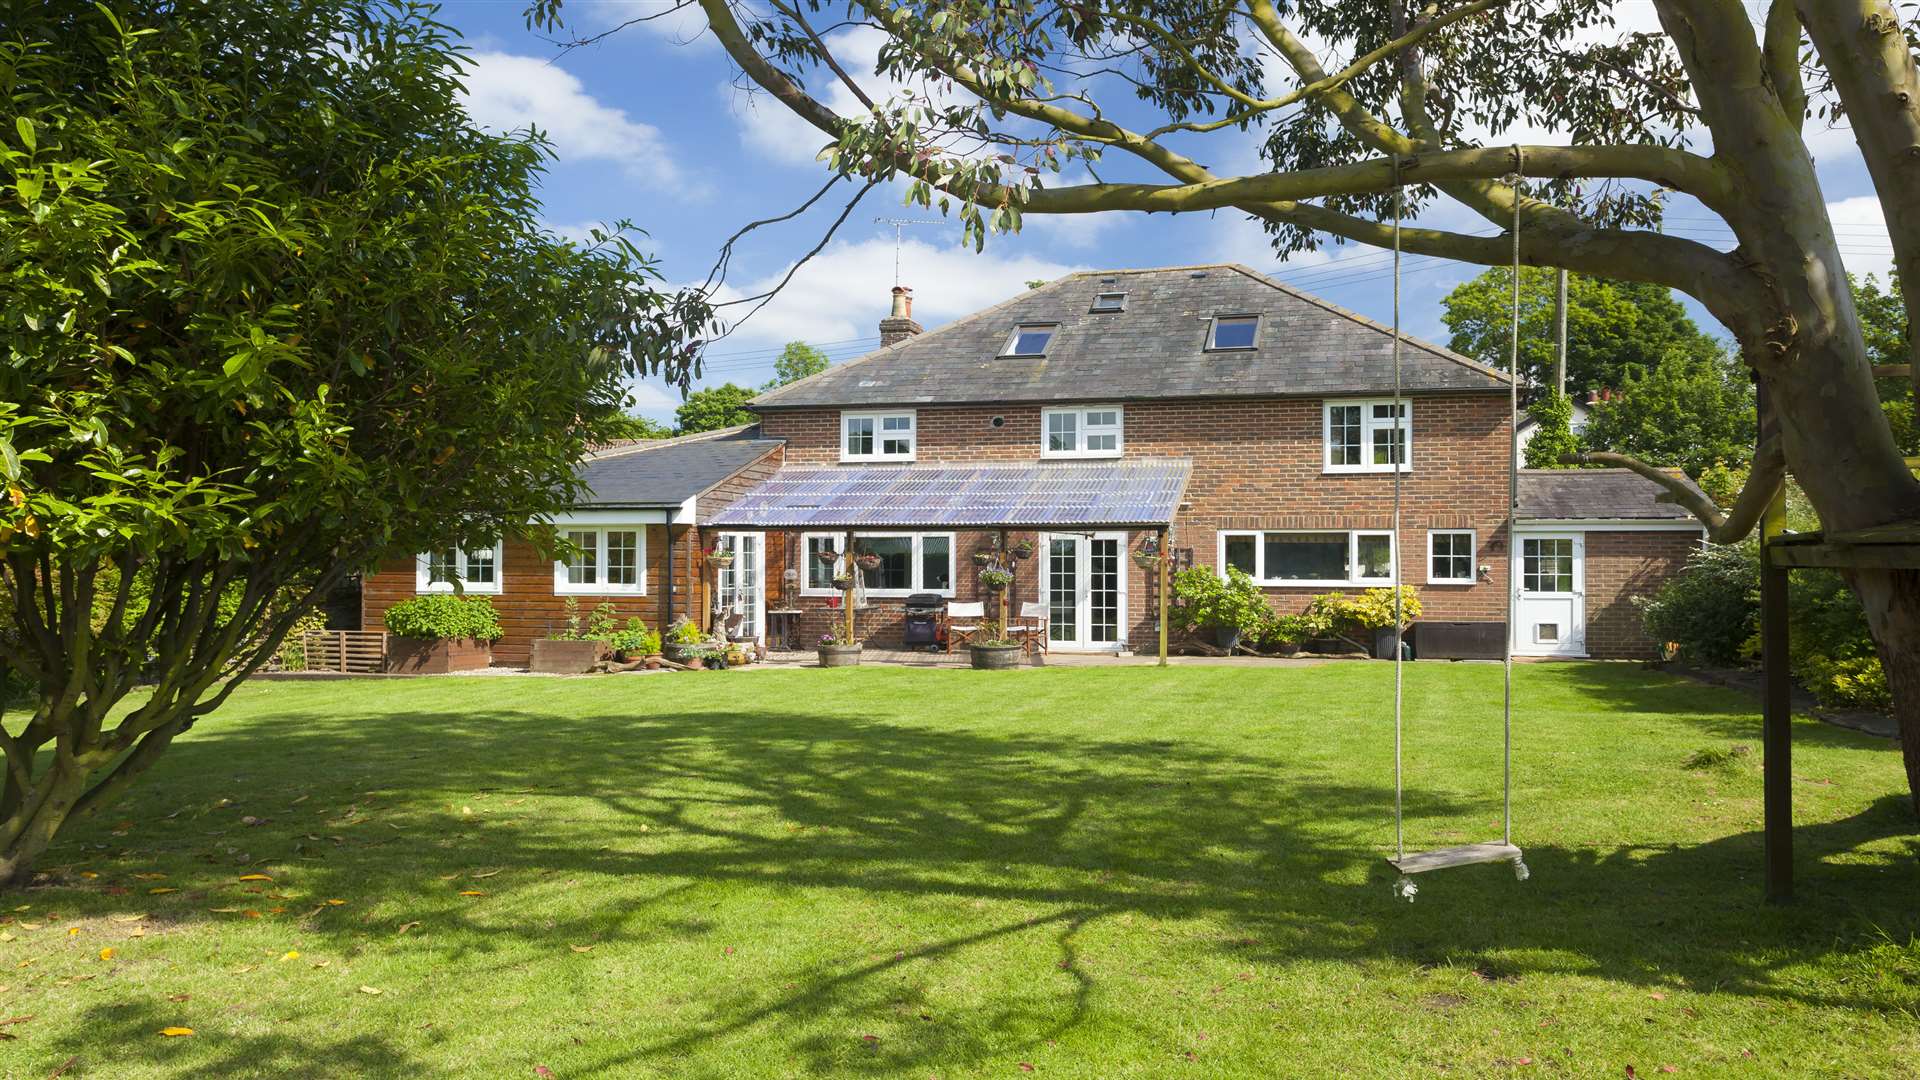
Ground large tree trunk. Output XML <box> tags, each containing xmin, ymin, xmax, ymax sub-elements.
<box><xmin>1853</xmin><ymin>570</ymin><xmax>1920</xmax><ymax>814</ymax></box>
<box><xmin>0</xmin><ymin>766</ymin><xmax>89</xmax><ymax>888</ymax></box>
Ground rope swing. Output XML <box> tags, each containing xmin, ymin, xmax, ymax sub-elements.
<box><xmin>1387</xmin><ymin>148</ymin><xmax>1530</xmax><ymax>902</ymax></box>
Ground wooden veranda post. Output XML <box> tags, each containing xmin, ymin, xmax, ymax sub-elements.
<box><xmin>1761</xmin><ymin>481</ymin><xmax>1793</xmax><ymax>903</ymax></box>
<box><xmin>1157</xmin><ymin>527</ymin><xmax>1169</xmax><ymax>666</ymax></box>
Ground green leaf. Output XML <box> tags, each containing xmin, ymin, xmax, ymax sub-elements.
<box><xmin>15</xmin><ymin>116</ymin><xmax>33</xmax><ymax>152</ymax></box>
<box><xmin>0</xmin><ymin>437</ymin><xmax>19</xmax><ymax>481</ymax></box>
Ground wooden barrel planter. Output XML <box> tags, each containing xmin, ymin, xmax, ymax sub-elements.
<box><xmin>817</xmin><ymin>643</ymin><xmax>863</xmax><ymax>667</ymax></box>
<box><xmin>969</xmin><ymin>643</ymin><xmax>1022</xmax><ymax>670</ymax></box>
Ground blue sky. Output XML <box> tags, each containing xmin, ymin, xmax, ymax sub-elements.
<box><xmin>437</xmin><ymin>0</ymin><xmax>1895</xmax><ymax>422</ymax></box>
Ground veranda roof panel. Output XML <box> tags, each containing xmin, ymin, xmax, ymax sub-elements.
<box><xmin>706</xmin><ymin>459</ymin><xmax>1193</xmax><ymax>529</ymax></box>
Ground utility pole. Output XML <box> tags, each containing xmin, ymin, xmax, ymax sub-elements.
<box><xmin>1553</xmin><ymin>268</ymin><xmax>1568</xmax><ymax>397</ymax></box>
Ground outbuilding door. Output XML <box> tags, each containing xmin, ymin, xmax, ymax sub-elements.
<box><xmin>1040</xmin><ymin>532</ymin><xmax>1126</xmax><ymax>652</ymax></box>
<box><xmin>1513</xmin><ymin>533</ymin><xmax>1585</xmax><ymax>657</ymax></box>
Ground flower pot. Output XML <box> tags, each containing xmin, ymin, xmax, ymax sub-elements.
<box><xmin>662</xmin><ymin>641</ymin><xmax>704</xmax><ymax>664</ymax></box>
<box><xmin>384</xmin><ymin>636</ymin><xmax>492</xmax><ymax>674</ymax></box>
<box><xmin>969</xmin><ymin>643</ymin><xmax>1023</xmax><ymax>670</ymax></box>
<box><xmin>1271</xmin><ymin>641</ymin><xmax>1301</xmax><ymax>657</ymax></box>
<box><xmin>530</xmin><ymin>638</ymin><xmax>609</xmax><ymax>674</ymax></box>
<box><xmin>1373</xmin><ymin>628</ymin><xmax>1413</xmax><ymax>661</ymax></box>
<box><xmin>817</xmin><ymin>643</ymin><xmax>863</xmax><ymax>667</ymax></box>
<box><xmin>685</xmin><ymin>656</ymin><xmax>706</xmax><ymax>670</ymax></box>
<box><xmin>1213</xmin><ymin>626</ymin><xmax>1243</xmax><ymax>653</ymax></box>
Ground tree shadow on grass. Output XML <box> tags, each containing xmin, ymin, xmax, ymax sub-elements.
<box><xmin>22</xmin><ymin>693</ymin><xmax>1920</xmax><ymax>1077</ymax></box>
<box><xmin>1541</xmin><ymin>662</ymin><xmax>1882</xmax><ymax>750</ymax></box>
<box><xmin>39</xmin><ymin>997</ymin><xmax>429</xmax><ymax>1078</ymax></box>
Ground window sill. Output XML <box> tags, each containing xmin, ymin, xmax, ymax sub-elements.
<box><xmin>553</xmin><ymin>586</ymin><xmax>647</xmax><ymax>597</ymax></box>
<box><xmin>1040</xmin><ymin>451</ymin><xmax>1123</xmax><ymax>461</ymax></box>
<box><xmin>839</xmin><ymin>455</ymin><xmax>917</xmax><ymax>465</ymax></box>
<box><xmin>1424</xmin><ymin>579</ymin><xmax>1477</xmax><ymax>587</ymax></box>
<box><xmin>1244</xmin><ymin>579</ymin><xmax>1396</xmax><ymax>589</ymax></box>
<box><xmin>1321</xmin><ymin>466</ymin><xmax>1412</xmax><ymax>475</ymax></box>
<box><xmin>417</xmin><ymin>583</ymin><xmax>503</xmax><ymax>596</ymax></box>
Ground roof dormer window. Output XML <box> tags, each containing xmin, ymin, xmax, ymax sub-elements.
<box><xmin>1090</xmin><ymin>292</ymin><xmax>1126</xmax><ymax>313</ymax></box>
<box><xmin>1207</xmin><ymin>314</ymin><xmax>1260</xmax><ymax>350</ymax></box>
<box><xmin>1003</xmin><ymin>323</ymin><xmax>1058</xmax><ymax>357</ymax></box>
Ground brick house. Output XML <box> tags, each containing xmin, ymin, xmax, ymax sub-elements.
<box><xmin>363</xmin><ymin>263</ymin><xmax>1704</xmax><ymax>661</ymax></box>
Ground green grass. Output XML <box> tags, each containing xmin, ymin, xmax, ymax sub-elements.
<box><xmin>3</xmin><ymin>663</ymin><xmax>1917</xmax><ymax>1078</ymax></box>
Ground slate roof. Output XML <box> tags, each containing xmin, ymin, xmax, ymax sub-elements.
<box><xmin>752</xmin><ymin>264</ymin><xmax>1509</xmax><ymax>410</ymax></box>
<box><xmin>1516</xmin><ymin>469</ymin><xmax>1703</xmax><ymax>522</ymax></box>
<box><xmin>575</xmin><ymin>426</ymin><xmax>782</xmax><ymax>508</ymax></box>
<box><xmin>705</xmin><ymin>459</ymin><xmax>1193</xmax><ymax>529</ymax></box>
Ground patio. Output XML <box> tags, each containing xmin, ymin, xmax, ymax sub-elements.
<box><xmin>754</xmin><ymin>646</ymin><xmax>1331</xmax><ymax>668</ymax></box>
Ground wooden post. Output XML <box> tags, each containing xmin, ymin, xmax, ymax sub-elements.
<box><xmin>844</xmin><ymin>577</ymin><xmax>857</xmax><ymax>644</ymax></box>
<box><xmin>1157</xmin><ymin>527</ymin><xmax>1169</xmax><ymax>666</ymax></box>
<box><xmin>1761</xmin><ymin>484</ymin><xmax>1793</xmax><ymax>904</ymax></box>
<box><xmin>997</xmin><ymin>528</ymin><xmax>1010</xmax><ymax>639</ymax></box>
<box><xmin>336</xmin><ymin>630</ymin><xmax>346</xmax><ymax>673</ymax></box>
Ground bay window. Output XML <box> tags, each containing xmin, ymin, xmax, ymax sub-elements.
<box><xmin>1218</xmin><ymin>529</ymin><xmax>1396</xmax><ymax>586</ymax></box>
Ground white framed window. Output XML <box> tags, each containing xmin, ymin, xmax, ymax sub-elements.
<box><xmin>1206</xmin><ymin>313</ymin><xmax>1261</xmax><ymax>350</ymax></box>
<box><xmin>1090</xmin><ymin>292</ymin><xmax>1126</xmax><ymax>313</ymax></box>
<box><xmin>415</xmin><ymin>542</ymin><xmax>504</xmax><ymax>594</ymax></box>
<box><xmin>553</xmin><ymin>527</ymin><xmax>646</xmax><ymax>595</ymax></box>
<box><xmin>803</xmin><ymin>532</ymin><xmax>954</xmax><ymax>596</ymax></box>
<box><xmin>1217</xmin><ymin>529</ymin><xmax>1396</xmax><ymax>587</ymax></box>
<box><xmin>1324</xmin><ymin>398</ymin><xmax>1412</xmax><ymax>473</ymax></box>
<box><xmin>1002</xmin><ymin>323</ymin><xmax>1058</xmax><ymax>357</ymax></box>
<box><xmin>840</xmin><ymin>410</ymin><xmax>916</xmax><ymax>462</ymax></box>
<box><xmin>1428</xmin><ymin>530</ymin><xmax>1476</xmax><ymax>584</ymax></box>
<box><xmin>1041</xmin><ymin>406</ymin><xmax>1123</xmax><ymax>459</ymax></box>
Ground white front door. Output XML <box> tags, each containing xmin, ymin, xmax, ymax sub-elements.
<box><xmin>1514</xmin><ymin>533</ymin><xmax>1585</xmax><ymax>657</ymax></box>
<box><xmin>1041</xmin><ymin>532</ymin><xmax>1127</xmax><ymax>652</ymax></box>
<box><xmin>715</xmin><ymin>532</ymin><xmax>765</xmax><ymax>642</ymax></box>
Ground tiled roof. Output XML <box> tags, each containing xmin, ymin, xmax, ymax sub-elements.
<box><xmin>1517</xmin><ymin>468</ymin><xmax>1703</xmax><ymax>522</ymax></box>
<box><xmin>575</xmin><ymin>426</ymin><xmax>782</xmax><ymax>508</ymax></box>
<box><xmin>751</xmin><ymin>264</ymin><xmax>1509</xmax><ymax>409</ymax></box>
<box><xmin>705</xmin><ymin>458</ymin><xmax>1192</xmax><ymax>529</ymax></box>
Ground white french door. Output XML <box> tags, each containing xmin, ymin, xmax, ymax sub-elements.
<box><xmin>1513</xmin><ymin>532</ymin><xmax>1585</xmax><ymax>657</ymax></box>
<box><xmin>714</xmin><ymin>532</ymin><xmax>765</xmax><ymax>642</ymax></box>
<box><xmin>1040</xmin><ymin>532</ymin><xmax>1127</xmax><ymax>652</ymax></box>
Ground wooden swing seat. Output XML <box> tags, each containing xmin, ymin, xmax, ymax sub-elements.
<box><xmin>1388</xmin><ymin>841</ymin><xmax>1523</xmax><ymax>876</ymax></box>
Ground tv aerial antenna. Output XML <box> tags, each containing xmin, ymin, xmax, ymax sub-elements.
<box><xmin>875</xmin><ymin>217</ymin><xmax>942</xmax><ymax>287</ymax></box>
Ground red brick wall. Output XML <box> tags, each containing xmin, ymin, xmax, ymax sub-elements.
<box><xmin>1583</xmin><ymin>529</ymin><xmax>1703</xmax><ymax>660</ymax></box>
<box><xmin>756</xmin><ymin>396</ymin><xmax>1513</xmax><ymax>647</ymax></box>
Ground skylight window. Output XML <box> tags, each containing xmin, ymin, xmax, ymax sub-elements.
<box><xmin>1090</xmin><ymin>292</ymin><xmax>1126</xmax><ymax>313</ymax></box>
<box><xmin>1004</xmin><ymin>323</ymin><xmax>1058</xmax><ymax>356</ymax></box>
<box><xmin>1207</xmin><ymin>314</ymin><xmax>1260</xmax><ymax>350</ymax></box>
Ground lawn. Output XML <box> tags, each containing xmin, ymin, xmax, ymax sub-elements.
<box><xmin>2</xmin><ymin>663</ymin><xmax>1916</xmax><ymax>1078</ymax></box>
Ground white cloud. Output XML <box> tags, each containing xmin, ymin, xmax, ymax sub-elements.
<box><xmin>459</xmin><ymin>51</ymin><xmax>679</xmax><ymax>186</ymax></box>
<box><xmin>622</xmin><ymin>380</ymin><xmax>682</xmax><ymax>420</ymax></box>
<box><xmin>1825</xmin><ymin>195</ymin><xmax>1896</xmax><ymax>282</ymax></box>
<box><xmin>699</xmin><ymin>236</ymin><xmax>1087</xmax><ymax>355</ymax></box>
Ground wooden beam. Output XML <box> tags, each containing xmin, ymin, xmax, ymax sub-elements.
<box><xmin>1760</xmin><ymin>459</ymin><xmax>1792</xmax><ymax>905</ymax></box>
<box><xmin>1157</xmin><ymin>527</ymin><xmax>1169</xmax><ymax>667</ymax></box>
<box><xmin>1766</xmin><ymin>542</ymin><xmax>1920</xmax><ymax>570</ymax></box>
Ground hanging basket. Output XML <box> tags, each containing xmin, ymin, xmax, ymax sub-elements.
<box><xmin>1132</xmin><ymin>550</ymin><xmax>1162</xmax><ymax>570</ymax></box>
<box><xmin>831</xmin><ymin>575</ymin><xmax>855</xmax><ymax>590</ymax></box>
<box><xmin>1012</xmin><ymin>540</ymin><xmax>1034</xmax><ymax>560</ymax></box>
<box><xmin>854</xmin><ymin>553</ymin><xmax>882</xmax><ymax>571</ymax></box>
<box><xmin>707</xmin><ymin>552</ymin><xmax>735</xmax><ymax>568</ymax></box>
<box><xmin>972</xmin><ymin>551</ymin><xmax>992</xmax><ymax>566</ymax></box>
<box><xmin>814</xmin><ymin>549</ymin><xmax>839</xmax><ymax>566</ymax></box>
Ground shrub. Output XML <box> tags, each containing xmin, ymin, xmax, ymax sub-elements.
<box><xmin>1637</xmin><ymin>544</ymin><xmax>1758</xmax><ymax>665</ymax></box>
<box><xmin>608</xmin><ymin>618</ymin><xmax>661</xmax><ymax>656</ymax></box>
<box><xmin>550</xmin><ymin>597</ymin><xmax>620</xmax><ymax>641</ymax></box>
<box><xmin>1302</xmin><ymin>587</ymin><xmax>1422</xmax><ymax>648</ymax></box>
<box><xmin>1171</xmin><ymin>566</ymin><xmax>1275</xmax><ymax>639</ymax></box>
<box><xmin>383</xmin><ymin>595</ymin><xmax>503</xmax><ymax>641</ymax></box>
<box><xmin>1786</xmin><ymin>568</ymin><xmax>1887</xmax><ymax>707</ymax></box>
<box><xmin>1798</xmin><ymin>654</ymin><xmax>1892</xmax><ymax>709</ymax></box>
<box><xmin>666</xmin><ymin>616</ymin><xmax>708</xmax><ymax>645</ymax></box>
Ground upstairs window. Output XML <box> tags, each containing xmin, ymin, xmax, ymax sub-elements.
<box><xmin>841</xmin><ymin>410</ymin><xmax>916</xmax><ymax>462</ymax></box>
<box><xmin>1207</xmin><ymin>314</ymin><xmax>1260</xmax><ymax>350</ymax></box>
<box><xmin>554</xmin><ymin>527</ymin><xmax>645</xmax><ymax>594</ymax></box>
<box><xmin>1324</xmin><ymin>399</ymin><xmax>1412</xmax><ymax>473</ymax></box>
<box><xmin>1042</xmin><ymin>406</ymin><xmax>1123</xmax><ymax>459</ymax></box>
<box><xmin>1090</xmin><ymin>292</ymin><xmax>1127</xmax><ymax>313</ymax></box>
<box><xmin>416</xmin><ymin>542</ymin><xmax>503</xmax><ymax>594</ymax></box>
<box><xmin>1003</xmin><ymin>323</ymin><xmax>1058</xmax><ymax>357</ymax></box>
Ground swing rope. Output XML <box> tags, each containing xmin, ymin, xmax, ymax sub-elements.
<box><xmin>1387</xmin><ymin>147</ymin><xmax>1528</xmax><ymax>900</ymax></box>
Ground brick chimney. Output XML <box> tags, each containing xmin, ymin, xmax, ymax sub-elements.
<box><xmin>879</xmin><ymin>285</ymin><xmax>923</xmax><ymax>346</ymax></box>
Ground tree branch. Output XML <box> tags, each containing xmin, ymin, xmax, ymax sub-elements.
<box><xmin>1565</xmin><ymin>438</ymin><xmax>1785</xmax><ymax>543</ymax></box>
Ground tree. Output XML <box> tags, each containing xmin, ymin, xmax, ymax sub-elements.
<box><xmin>533</xmin><ymin>0</ymin><xmax>1920</xmax><ymax>810</ymax></box>
<box><xmin>0</xmin><ymin>0</ymin><xmax>701</xmax><ymax>885</ymax></box>
<box><xmin>675</xmin><ymin>383</ymin><xmax>758</xmax><ymax>433</ymax></box>
<box><xmin>767</xmin><ymin>341</ymin><xmax>829</xmax><ymax>388</ymax></box>
<box><xmin>1857</xmin><ymin>274</ymin><xmax>1919</xmax><ymax>455</ymax></box>
<box><xmin>604</xmin><ymin>414</ymin><xmax>675</xmax><ymax>441</ymax></box>
<box><xmin>1442</xmin><ymin>268</ymin><xmax>1723</xmax><ymax>395</ymax></box>
<box><xmin>1522</xmin><ymin>390</ymin><xmax>1584</xmax><ymax>471</ymax></box>
<box><xmin>1583</xmin><ymin>354</ymin><xmax>1760</xmax><ymax>478</ymax></box>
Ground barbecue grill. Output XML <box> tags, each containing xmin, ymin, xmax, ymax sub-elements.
<box><xmin>902</xmin><ymin>593</ymin><xmax>945</xmax><ymax>650</ymax></box>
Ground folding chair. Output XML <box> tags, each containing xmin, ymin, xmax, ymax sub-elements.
<box><xmin>1013</xmin><ymin>601</ymin><xmax>1050</xmax><ymax>656</ymax></box>
<box><xmin>944</xmin><ymin>601</ymin><xmax>985</xmax><ymax>653</ymax></box>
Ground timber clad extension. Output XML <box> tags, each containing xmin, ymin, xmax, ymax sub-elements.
<box><xmin>362</xmin><ymin>263</ymin><xmax>1706</xmax><ymax>662</ymax></box>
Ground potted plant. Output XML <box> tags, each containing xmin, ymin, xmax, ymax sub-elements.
<box><xmin>607</xmin><ymin>619</ymin><xmax>663</xmax><ymax>663</ymax></box>
<box><xmin>382</xmin><ymin>594</ymin><xmax>502</xmax><ymax>673</ymax></box>
<box><xmin>531</xmin><ymin>598</ymin><xmax>616</xmax><ymax>673</ymax></box>
<box><xmin>1304</xmin><ymin>587</ymin><xmax>1422</xmax><ymax>658</ymax></box>
<box><xmin>662</xmin><ymin>616</ymin><xmax>712</xmax><ymax>664</ymax></box>
<box><xmin>817</xmin><ymin>630</ymin><xmax>863</xmax><ymax>667</ymax></box>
